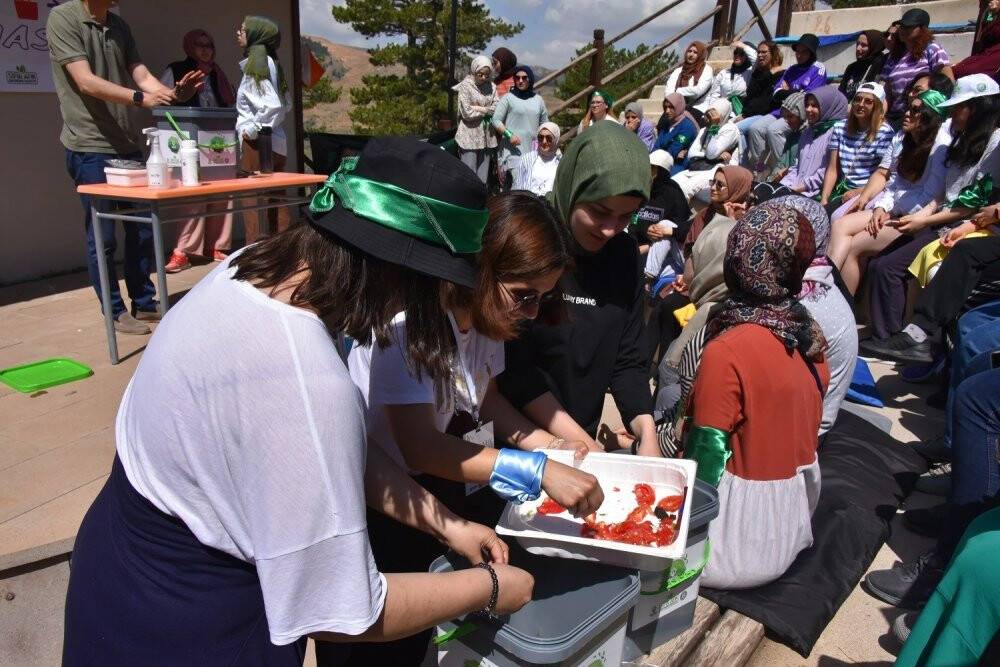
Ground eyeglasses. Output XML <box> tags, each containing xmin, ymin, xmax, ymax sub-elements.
<box><xmin>499</xmin><ymin>283</ymin><xmax>560</xmax><ymax>313</ymax></box>
<box><xmin>514</xmin><ymin>74</ymin><xmax>529</xmax><ymax>81</ymax></box>
<box><xmin>710</xmin><ymin>179</ymin><xmax>728</xmax><ymax>190</ymax></box>
<box><xmin>590</xmin><ymin>100</ymin><xmax>606</xmax><ymax>107</ymax></box>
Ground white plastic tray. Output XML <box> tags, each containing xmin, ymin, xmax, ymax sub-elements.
<box><xmin>496</xmin><ymin>451</ymin><xmax>698</xmax><ymax>571</ymax></box>
<box><xmin>104</xmin><ymin>167</ymin><xmax>147</xmax><ymax>187</ymax></box>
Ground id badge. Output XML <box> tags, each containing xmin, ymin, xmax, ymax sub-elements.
<box><xmin>463</xmin><ymin>421</ymin><xmax>494</xmax><ymax>496</ymax></box>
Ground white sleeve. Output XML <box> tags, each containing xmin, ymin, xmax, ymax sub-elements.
<box><xmin>665</xmin><ymin>68</ymin><xmax>680</xmax><ymax>94</ymax></box>
<box><xmin>159</xmin><ymin>69</ymin><xmax>174</xmax><ymax>88</ymax></box>
<box><xmin>729</xmin><ymin>72</ymin><xmax>748</xmax><ymax>98</ymax></box>
<box><xmin>367</xmin><ymin>322</ymin><xmax>437</xmax><ymax>407</ymax></box>
<box><xmin>676</xmin><ymin>66</ymin><xmax>713</xmax><ymax>101</ymax></box>
<box><xmin>706</xmin><ymin>123</ymin><xmax>739</xmax><ymax>160</ymax></box>
<box><xmin>239</xmin><ymin>58</ymin><xmax>288</xmax><ymax>141</ymax></box>
<box><xmin>687</xmin><ymin>129</ymin><xmax>707</xmax><ymax>159</ymax></box>
<box><xmin>228</xmin><ymin>326</ymin><xmax>386</xmax><ymax>644</ymax></box>
<box><xmin>697</xmin><ymin>74</ymin><xmax>723</xmax><ymax>111</ymax></box>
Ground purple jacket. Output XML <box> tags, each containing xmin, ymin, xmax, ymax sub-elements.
<box><xmin>635</xmin><ymin>118</ymin><xmax>657</xmax><ymax>151</ymax></box>
<box><xmin>770</xmin><ymin>61</ymin><xmax>828</xmax><ymax>117</ymax></box>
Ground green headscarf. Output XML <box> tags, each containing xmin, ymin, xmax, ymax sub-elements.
<box><xmin>243</xmin><ymin>15</ymin><xmax>287</xmax><ymax>95</ymax></box>
<box><xmin>550</xmin><ymin>121</ymin><xmax>651</xmax><ymax>223</ymax></box>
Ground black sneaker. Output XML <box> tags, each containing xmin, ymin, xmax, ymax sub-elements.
<box><xmin>859</xmin><ymin>332</ymin><xmax>934</xmax><ymax>364</ymax></box>
<box><xmin>864</xmin><ymin>549</ymin><xmax>945</xmax><ymax>608</ymax></box>
<box><xmin>910</xmin><ymin>434</ymin><xmax>951</xmax><ymax>464</ymax></box>
<box><xmin>903</xmin><ymin>502</ymin><xmax>951</xmax><ymax>537</ymax></box>
<box><xmin>892</xmin><ymin>611</ymin><xmax>920</xmax><ymax>645</ymax></box>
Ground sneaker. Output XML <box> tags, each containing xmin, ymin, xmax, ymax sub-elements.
<box><xmin>915</xmin><ymin>469</ymin><xmax>952</xmax><ymax>497</ymax></box>
<box><xmin>212</xmin><ymin>249</ymin><xmax>228</xmax><ymax>262</ymax></box>
<box><xmin>892</xmin><ymin>611</ymin><xmax>920</xmax><ymax>644</ymax></box>
<box><xmin>132</xmin><ymin>307</ymin><xmax>162</xmax><ymax>323</ymax></box>
<box><xmin>165</xmin><ymin>251</ymin><xmax>190</xmax><ymax>273</ymax></box>
<box><xmin>863</xmin><ymin>549</ymin><xmax>945</xmax><ymax>608</ymax></box>
<box><xmin>910</xmin><ymin>434</ymin><xmax>951</xmax><ymax>464</ymax></box>
<box><xmin>901</xmin><ymin>357</ymin><xmax>946</xmax><ymax>384</ymax></box>
<box><xmin>903</xmin><ymin>502</ymin><xmax>951</xmax><ymax>537</ymax></box>
<box><xmin>114</xmin><ymin>311</ymin><xmax>151</xmax><ymax>335</ymax></box>
<box><xmin>859</xmin><ymin>332</ymin><xmax>934</xmax><ymax>365</ymax></box>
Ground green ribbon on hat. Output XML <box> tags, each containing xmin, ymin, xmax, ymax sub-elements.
<box><xmin>918</xmin><ymin>89</ymin><xmax>948</xmax><ymax>117</ymax></box>
<box><xmin>947</xmin><ymin>174</ymin><xmax>994</xmax><ymax>210</ymax></box>
<box><xmin>309</xmin><ymin>157</ymin><xmax>489</xmax><ymax>254</ymax></box>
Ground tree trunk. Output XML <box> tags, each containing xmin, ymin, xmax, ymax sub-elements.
<box><xmin>791</xmin><ymin>0</ymin><xmax>814</xmax><ymax>10</ymax></box>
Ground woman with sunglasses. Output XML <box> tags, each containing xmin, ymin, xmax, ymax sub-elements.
<box><xmin>579</xmin><ymin>89</ymin><xmax>619</xmax><ymax>132</ymax></box>
<box><xmin>340</xmin><ymin>192</ymin><xmax>602</xmax><ymax>665</ymax></box>
<box><xmin>161</xmin><ymin>29</ymin><xmax>237</xmax><ymax>274</ymax></box>
<box><xmin>512</xmin><ymin>122</ymin><xmax>562</xmax><ymax>196</ymax></box>
<box><xmin>491</xmin><ymin>66</ymin><xmax>549</xmax><ymax>189</ymax></box>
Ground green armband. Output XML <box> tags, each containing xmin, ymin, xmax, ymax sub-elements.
<box><xmin>686</xmin><ymin>425</ymin><xmax>731</xmax><ymax>486</ymax></box>
<box><xmin>503</xmin><ymin>128</ymin><xmax>514</xmax><ymax>140</ymax></box>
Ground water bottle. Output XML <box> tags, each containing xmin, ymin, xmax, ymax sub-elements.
<box><xmin>143</xmin><ymin>128</ymin><xmax>169</xmax><ymax>189</ymax></box>
<box><xmin>258</xmin><ymin>126</ymin><xmax>274</xmax><ymax>174</ymax></box>
<box><xmin>180</xmin><ymin>139</ymin><xmax>200</xmax><ymax>186</ymax></box>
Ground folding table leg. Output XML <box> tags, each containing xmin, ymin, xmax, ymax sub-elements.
<box><xmin>92</xmin><ymin>204</ymin><xmax>119</xmax><ymax>365</ymax></box>
<box><xmin>150</xmin><ymin>202</ymin><xmax>169</xmax><ymax>316</ymax></box>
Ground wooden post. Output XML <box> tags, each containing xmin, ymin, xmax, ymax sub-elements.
<box><xmin>776</xmin><ymin>0</ymin><xmax>793</xmax><ymax>37</ymax></box>
<box><xmin>289</xmin><ymin>0</ymin><xmax>306</xmax><ymax>173</ymax></box>
<box><xmin>711</xmin><ymin>0</ymin><xmax>731</xmax><ymax>44</ymax></box>
<box><xmin>589</xmin><ymin>29</ymin><xmax>605</xmax><ymax>87</ymax></box>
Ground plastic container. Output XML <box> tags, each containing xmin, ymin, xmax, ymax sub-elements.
<box><xmin>622</xmin><ymin>479</ymin><xmax>720</xmax><ymax>662</ymax></box>
<box><xmin>496</xmin><ymin>451</ymin><xmax>698</xmax><ymax>570</ymax></box>
<box><xmin>431</xmin><ymin>547</ymin><xmax>640</xmax><ymax>666</ymax></box>
<box><xmin>142</xmin><ymin>127</ymin><xmax>169</xmax><ymax>189</ymax></box>
<box><xmin>103</xmin><ymin>167</ymin><xmax>147</xmax><ymax>187</ymax></box>
<box><xmin>180</xmin><ymin>139</ymin><xmax>200</xmax><ymax>186</ymax></box>
<box><xmin>0</xmin><ymin>358</ymin><xmax>93</xmax><ymax>393</ymax></box>
<box><xmin>152</xmin><ymin>107</ymin><xmax>238</xmax><ymax>181</ymax></box>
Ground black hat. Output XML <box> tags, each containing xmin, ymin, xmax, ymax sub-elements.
<box><xmin>793</xmin><ymin>33</ymin><xmax>820</xmax><ymax>57</ymax></box>
<box><xmin>900</xmin><ymin>8</ymin><xmax>930</xmax><ymax>27</ymax></box>
<box><xmin>306</xmin><ymin>137</ymin><xmax>487</xmax><ymax>288</ymax></box>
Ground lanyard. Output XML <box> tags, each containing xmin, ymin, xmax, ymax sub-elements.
<box><xmin>447</xmin><ymin>311</ymin><xmax>481</xmax><ymax>425</ymax></box>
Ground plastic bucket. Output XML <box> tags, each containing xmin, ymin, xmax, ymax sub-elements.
<box><xmin>622</xmin><ymin>479</ymin><xmax>720</xmax><ymax>661</ymax></box>
<box><xmin>152</xmin><ymin>107</ymin><xmax>238</xmax><ymax>181</ymax></box>
<box><xmin>431</xmin><ymin>547</ymin><xmax>640</xmax><ymax>666</ymax></box>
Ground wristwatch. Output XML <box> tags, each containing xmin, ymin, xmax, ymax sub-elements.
<box><xmin>132</xmin><ymin>90</ymin><xmax>144</xmax><ymax>107</ymax></box>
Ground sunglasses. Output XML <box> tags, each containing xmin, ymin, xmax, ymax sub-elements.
<box><xmin>905</xmin><ymin>103</ymin><xmax>925</xmax><ymax>114</ymax></box>
<box><xmin>538</xmin><ymin>134</ymin><xmax>554</xmax><ymax>143</ymax></box>
<box><xmin>514</xmin><ymin>74</ymin><xmax>529</xmax><ymax>81</ymax></box>
<box><xmin>710</xmin><ymin>179</ymin><xmax>728</xmax><ymax>190</ymax></box>
<box><xmin>500</xmin><ymin>283</ymin><xmax>560</xmax><ymax>313</ymax></box>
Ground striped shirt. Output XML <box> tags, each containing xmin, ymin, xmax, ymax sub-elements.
<box><xmin>828</xmin><ymin>120</ymin><xmax>895</xmax><ymax>188</ymax></box>
<box><xmin>880</xmin><ymin>42</ymin><xmax>951</xmax><ymax>114</ymax></box>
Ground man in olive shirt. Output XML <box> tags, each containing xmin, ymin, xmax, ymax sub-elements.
<box><xmin>49</xmin><ymin>0</ymin><xmax>203</xmax><ymax>334</ymax></box>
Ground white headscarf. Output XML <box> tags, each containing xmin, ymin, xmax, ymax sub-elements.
<box><xmin>470</xmin><ymin>55</ymin><xmax>493</xmax><ymax>76</ymax></box>
<box><xmin>538</xmin><ymin>121</ymin><xmax>561</xmax><ymax>144</ymax></box>
<box><xmin>709</xmin><ymin>98</ymin><xmax>732</xmax><ymax>124</ymax></box>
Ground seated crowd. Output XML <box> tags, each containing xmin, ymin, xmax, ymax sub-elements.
<box><xmin>410</xmin><ymin>7</ymin><xmax>1000</xmax><ymax>661</ymax></box>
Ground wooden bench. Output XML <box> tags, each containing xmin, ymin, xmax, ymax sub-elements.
<box><xmin>627</xmin><ymin>596</ymin><xmax>765</xmax><ymax>667</ymax></box>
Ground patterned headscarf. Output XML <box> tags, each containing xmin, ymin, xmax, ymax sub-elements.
<box><xmin>767</xmin><ymin>194</ymin><xmax>830</xmax><ymax>255</ymax></box>
<box><xmin>707</xmin><ymin>202</ymin><xmax>827</xmax><ymax>360</ymax></box>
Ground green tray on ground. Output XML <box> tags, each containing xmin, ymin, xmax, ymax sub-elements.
<box><xmin>0</xmin><ymin>358</ymin><xmax>94</xmax><ymax>393</ymax></box>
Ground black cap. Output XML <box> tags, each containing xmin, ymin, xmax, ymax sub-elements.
<box><xmin>793</xmin><ymin>33</ymin><xmax>820</xmax><ymax>57</ymax></box>
<box><xmin>900</xmin><ymin>8</ymin><xmax>930</xmax><ymax>27</ymax></box>
<box><xmin>306</xmin><ymin>137</ymin><xmax>487</xmax><ymax>288</ymax></box>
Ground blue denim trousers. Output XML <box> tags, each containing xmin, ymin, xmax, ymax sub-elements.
<box><xmin>949</xmin><ymin>367</ymin><xmax>1000</xmax><ymax>507</ymax></box>
<box><xmin>945</xmin><ymin>302</ymin><xmax>1000</xmax><ymax>445</ymax></box>
<box><xmin>66</xmin><ymin>150</ymin><xmax>156</xmax><ymax>317</ymax></box>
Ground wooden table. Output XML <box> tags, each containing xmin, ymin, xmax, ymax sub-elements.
<box><xmin>77</xmin><ymin>173</ymin><xmax>327</xmax><ymax>364</ymax></box>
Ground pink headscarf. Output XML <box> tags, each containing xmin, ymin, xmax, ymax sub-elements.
<box><xmin>183</xmin><ymin>29</ymin><xmax>236</xmax><ymax>107</ymax></box>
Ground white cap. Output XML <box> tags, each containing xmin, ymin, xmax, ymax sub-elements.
<box><xmin>649</xmin><ymin>149</ymin><xmax>674</xmax><ymax>172</ymax></box>
<box><xmin>940</xmin><ymin>73</ymin><xmax>1000</xmax><ymax>107</ymax></box>
<box><xmin>855</xmin><ymin>82</ymin><xmax>886</xmax><ymax>107</ymax></box>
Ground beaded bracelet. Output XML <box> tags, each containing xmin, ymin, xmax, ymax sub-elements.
<box><xmin>474</xmin><ymin>562</ymin><xmax>499</xmax><ymax>619</ymax></box>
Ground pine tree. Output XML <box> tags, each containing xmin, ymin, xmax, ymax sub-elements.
<box><xmin>331</xmin><ymin>0</ymin><xmax>523</xmax><ymax>135</ymax></box>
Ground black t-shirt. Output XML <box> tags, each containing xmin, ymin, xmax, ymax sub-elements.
<box><xmin>742</xmin><ymin>68</ymin><xmax>784</xmax><ymax>118</ymax></box>
<box><xmin>499</xmin><ymin>234</ymin><xmax>653</xmax><ymax>436</ymax></box>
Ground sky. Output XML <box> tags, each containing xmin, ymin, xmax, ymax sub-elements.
<box><xmin>298</xmin><ymin>0</ymin><xmax>792</xmax><ymax>70</ymax></box>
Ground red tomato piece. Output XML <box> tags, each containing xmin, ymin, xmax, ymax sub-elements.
<box><xmin>626</xmin><ymin>505</ymin><xmax>649</xmax><ymax>523</ymax></box>
<box><xmin>634</xmin><ymin>483</ymin><xmax>655</xmax><ymax>509</ymax></box>
<box><xmin>538</xmin><ymin>497</ymin><xmax>567</xmax><ymax>515</ymax></box>
<box><xmin>656</xmin><ymin>495</ymin><xmax>684</xmax><ymax>513</ymax></box>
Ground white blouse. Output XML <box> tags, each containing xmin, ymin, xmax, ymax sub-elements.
<box><xmin>235</xmin><ymin>56</ymin><xmax>288</xmax><ymax>156</ymax></box>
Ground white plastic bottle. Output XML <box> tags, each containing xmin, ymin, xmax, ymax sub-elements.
<box><xmin>180</xmin><ymin>139</ymin><xmax>200</xmax><ymax>186</ymax></box>
<box><xmin>143</xmin><ymin>128</ymin><xmax>169</xmax><ymax>189</ymax></box>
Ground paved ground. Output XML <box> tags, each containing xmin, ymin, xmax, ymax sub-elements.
<box><xmin>0</xmin><ymin>263</ymin><xmax>945</xmax><ymax>666</ymax></box>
